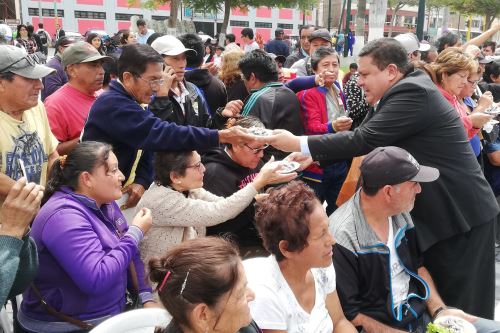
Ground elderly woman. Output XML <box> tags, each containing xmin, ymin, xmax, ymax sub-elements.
<box><xmin>137</xmin><ymin>146</ymin><xmax>296</xmax><ymax>263</ymax></box>
<box><xmin>244</xmin><ymin>181</ymin><xmax>357</xmax><ymax>333</ymax></box>
<box><xmin>296</xmin><ymin>46</ymin><xmax>352</xmax><ymax>215</ymax></box>
<box><xmin>149</xmin><ymin>237</ymin><xmax>260</xmax><ymax>333</ymax></box>
<box><xmin>424</xmin><ymin>47</ymin><xmax>492</xmax><ymax>141</ymax></box>
<box><xmin>19</xmin><ymin>141</ymin><xmax>154</xmax><ymax>332</ymax></box>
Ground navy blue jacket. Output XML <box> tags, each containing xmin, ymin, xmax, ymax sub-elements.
<box><xmin>264</xmin><ymin>39</ymin><xmax>290</xmax><ymax>57</ymax></box>
<box><xmin>82</xmin><ymin>80</ymin><xmax>219</xmax><ymax>188</ymax></box>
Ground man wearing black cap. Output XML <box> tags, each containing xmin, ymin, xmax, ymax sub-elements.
<box><xmin>264</xmin><ymin>28</ymin><xmax>289</xmax><ymax>58</ymax></box>
<box><xmin>331</xmin><ymin>147</ymin><xmax>500</xmax><ymax>333</ymax></box>
<box><xmin>332</xmin><ymin>146</ymin><xmax>500</xmax><ymax>333</ymax></box>
<box><xmin>290</xmin><ymin>28</ymin><xmax>332</xmax><ymax>76</ymax></box>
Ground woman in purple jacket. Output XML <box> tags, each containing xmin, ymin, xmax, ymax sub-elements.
<box><xmin>18</xmin><ymin>141</ymin><xmax>154</xmax><ymax>333</ymax></box>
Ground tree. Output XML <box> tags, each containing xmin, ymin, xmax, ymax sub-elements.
<box><xmin>439</xmin><ymin>0</ymin><xmax>500</xmax><ymax>29</ymax></box>
<box><xmin>137</xmin><ymin>0</ymin><xmax>315</xmax><ymax>43</ymax></box>
<box><xmin>131</xmin><ymin>0</ymin><xmax>180</xmax><ymax>28</ymax></box>
<box><xmin>386</xmin><ymin>0</ymin><xmax>419</xmax><ymax>36</ymax></box>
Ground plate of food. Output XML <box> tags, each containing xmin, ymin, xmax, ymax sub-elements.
<box><xmin>270</xmin><ymin>160</ymin><xmax>300</xmax><ymax>174</ymax></box>
<box><xmin>248</xmin><ymin>127</ymin><xmax>273</xmax><ymax>137</ymax></box>
<box><xmin>485</xmin><ymin>106</ymin><xmax>500</xmax><ymax>115</ymax></box>
<box><xmin>430</xmin><ymin>315</ymin><xmax>476</xmax><ymax>333</ymax></box>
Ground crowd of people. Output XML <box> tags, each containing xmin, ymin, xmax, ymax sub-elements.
<box><xmin>1</xmin><ymin>17</ymin><xmax>500</xmax><ymax>333</ymax></box>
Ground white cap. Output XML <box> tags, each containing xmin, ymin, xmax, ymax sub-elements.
<box><xmin>394</xmin><ymin>33</ymin><xmax>431</xmax><ymax>54</ymax></box>
<box><xmin>151</xmin><ymin>35</ymin><xmax>197</xmax><ymax>56</ymax></box>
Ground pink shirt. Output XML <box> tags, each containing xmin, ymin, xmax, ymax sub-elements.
<box><xmin>437</xmin><ymin>85</ymin><xmax>477</xmax><ymax>140</ymax></box>
<box><xmin>45</xmin><ymin>84</ymin><xmax>97</xmax><ymax>142</ymax></box>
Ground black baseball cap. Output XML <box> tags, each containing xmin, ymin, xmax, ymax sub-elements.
<box><xmin>360</xmin><ymin>146</ymin><xmax>439</xmax><ymax>188</ymax></box>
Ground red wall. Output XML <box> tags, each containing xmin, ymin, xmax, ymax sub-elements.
<box><xmin>31</xmin><ymin>17</ymin><xmax>57</xmax><ymax>36</ymax></box>
<box><xmin>77</xmin><ymin>0</ymin><xmax>103</xmax><ymax>4</ymax></box>
<box><xmin>117</xmin><ymin>0</ymin><xmax>140</xmax><ymax>7</ymax></box>
<box><xmin>256</xmin><ymin>28</ymin><xmax>271</xmax><ymax>43</ymax></box>
<box><xmin>77</xmin><ymin>19</ymin><xmax>105</xmax><ymax>35</ymax></box>
<box><xmin>117</xmin><ymin>21</ymin><xmax>131</xmax><ymax>31</ymax></box>
<box><xmin>279</xmin><ymin>9</ymin><xmax>293</xmax><ymax>20</ymax></box>
<box><xmin>256</xmin><ymin>7</ymin><xmax>271</xmax><ymax>18</ymax></box>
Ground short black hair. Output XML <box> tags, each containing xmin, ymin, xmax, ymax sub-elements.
<box><xmin>238</xmin><ymin>49</ymin><xmax>278</xmax><ymax>83</ymax></box>
<box><xmin>38</xmin><ymin>23</ymin><xmax>43</xmax><ymax>29</ymax></box>
<box><xmin>136</xmin><ymin>18</ymin><xmax>146</xmax><ymax>27</ymax></box>
<box><xmin>118</xmin><ymin>44</ymin><xmax>163</xmax><ymax>81</ymax></box>
<box><xmin>178</xmin><ymin>33</ymin><xmax>205</xmax><ymax>68</ymax></box>
<box><xmin>0</xmin><ymin>72</ymin><xmax>15</xmax><ymax>82</ymax></box>
<box><xmin>359</xmin><ymin>38</ymin><xmax>409</xmax><ymax>73</ymax></box>
<box><xmin>241</xmin><ymin>28</ymin><xmax>254</xmax><ymax>39</ymax></box>
<box><xmin>349</xmin><ymin>62</ymin><xmax>358</xmax><ymax>69</ymax></box>
<box><xmin>216</xmin><ymin>46</ymin><xmax>225</xmax><ymax>51</ymax></box>
<box><xmin>435</xmin><ymin>32</ymin><xmax>460</xmax><ymax>53</ymax></box>
<box><xmin>483</xmin><ymin>41</ymin><xmax>497</xmax><ymax>51</ymax></box>
<box><xmin>484</xmin><ymin>60</ymin><xmax>500</xmax><ymax>83</ymax></box>
<box><xmin>146</xmin><ymin>32</ymin><xmax>162</xmax><ymax>45</ymax></box>
<box><xmin>226</xmin><ymin>33</ymin><xmax>235</xmax><ymax>43</ymax></box>
<box><xmin>311</xmin><ymin>47</ymin><xmax>339</xmax><ymax>71</ymax></box>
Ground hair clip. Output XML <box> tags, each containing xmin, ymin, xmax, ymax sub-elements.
<box><xmin>180</xmin><ymin>270</ymin><xmax>190</xmax><ymax>296</ymax></box>
<box><xmin>157</xmin><ymin>270</ymin><xmax>171</xmax><ymax>292</ymax></box>
<box><xmin>59</xmin><ymin>155</ymin><xmax>67</xmax><ymax>168</ymax></box>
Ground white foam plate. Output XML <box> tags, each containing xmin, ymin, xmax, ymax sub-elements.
<box><xmin>434</xmin><ymin>315</ymin><xmax>476</xmax><ymax>333</ymax></box>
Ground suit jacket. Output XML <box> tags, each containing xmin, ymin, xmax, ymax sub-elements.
<box><xmin>308</xmin><ymin>69</ymin><xmax>499</xmax><ymax>250</ymax></box>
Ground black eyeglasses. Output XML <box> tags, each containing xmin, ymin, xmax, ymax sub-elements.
<box><xmin>0</xmin><ymin>54</ymin><xmax>37</xmax><ymax>74</ymax></box>
<box><xmin>244</xmin><ymin>144</ymin><xmax>269</xmax><ymax>154</ymax></box>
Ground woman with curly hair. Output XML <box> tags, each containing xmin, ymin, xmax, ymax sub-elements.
<box><xmin>243</xmin><ymin>181</ymin><xmax>357</xmax><ymax>333</ymax></box>
<box><xmin>219</xmin><ymin>50</ymin><xmax>249</xmax><ymax>102</ymax></box>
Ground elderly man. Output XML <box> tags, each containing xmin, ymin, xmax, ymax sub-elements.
<box><xmin>291</xmin><ymin>28</ymin><xmax>332</xmax><ymax>76</ymax></box>
<box><xmin>45</xmin><ymin>41</ymin><xmax>111</xmax><ymax>155</ymax></box>
<box><xmin>331</xmin><ymin>146</ymin><xmax>500</xmax><ymax>333</ymax></box>
<box><xmin>82</xmin><ymin>44</ymin><xmax>254</xmax><ymax>211</ymax></box>
<box><xmin>263</xmin><ymin>38</ymin><xmax>499</xmax><ymax>319</ymax></box>
<box><xmin>0</xmin><ymin>45</ymin><xmax>58</xmax><ymax>201</ymax></box>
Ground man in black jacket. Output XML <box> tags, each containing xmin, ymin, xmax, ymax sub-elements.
<box><xmin>263</xmin><ymin>38</ymin><xmax>499</xmax><ymax>319</ymax></box>
<box><xmin>179</xmin><ymin>33</ymin><xmax>227</xmax><ymax>116</ymax></box>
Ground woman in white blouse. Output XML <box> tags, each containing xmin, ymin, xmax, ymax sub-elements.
<box><xmin>243</xmin><ymin>181</ymin><xmax>357</xmax><ymax>333</ymax></box>
<box><xmin>136</xmin><ymin>149</ymin><xmax>296</xmax><ymax>264</ymax></box>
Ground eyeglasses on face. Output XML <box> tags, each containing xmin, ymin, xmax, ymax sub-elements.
<box><xmin>467</xmin><ymin>79</ymin><xmax>480</xmax><ymax>86</ymax></box>
<box><xmin>186</xmin><ymin>161</ymin><xmax>204</xmax><ymax>172</ymax></box>
<box><xmin>136</xmin><ymin>75</ymin><xmax>165</xmax><ymax>88</ymax></box>
<box><xmin>244</xmin><ymin>144</ymin><xmax>269</xmax><ymax>154</ymax></box>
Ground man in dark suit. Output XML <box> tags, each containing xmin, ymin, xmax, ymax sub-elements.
<box><xmin>262</xmin><ymin>37</ymin><xmax>499</xmax><ymax>320</ymax></box>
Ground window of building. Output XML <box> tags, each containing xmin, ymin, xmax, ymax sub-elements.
<box><xmin>277</xmin><ymin>23</ymin><xmax>293</xmax><ymax>29</ymax></box>
<box><xmin>230</xmin><ymin>20</ymin><xmax>249</xmax><ymax>27</ymax></box>
<box><xmin>42</xmin><ymin>9</ymin><xmax>64</xmax><ymax>17</ymax></box>
<box><xmin>115</xmin><ymin>13</ymin><xmax>142</xmax><ymax>21</ymax></box>
<box><xmin>74</xmin><ymin>11</ymin><xmax>106</xmax><ymax>19</ymax></box>
<box><xmin>28</xmin><ymin>8</ymin><xmax>39</xmax><ymax>16</ymax></box>
<box><xmin>255</xmin><ymin>22</ymin><xmax>272</xmax><ymax>28</ymax></box>
<box><xmin>152</xmin><ymin>15</ymin><xmax>168</xmax><ymax>21</ymax></box>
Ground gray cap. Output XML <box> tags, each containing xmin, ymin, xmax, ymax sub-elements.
<box><xmin>62</xmin><ymin>41</ymin><xmax>112</xmax><ymax>68</ymax></box>
<box><xmin>151</xmin><ymin>35</ymin><xmax>197</xmax><ymax>56</ymax></box>
<box><xmin>394</xmin><ymin>33</ymin><xmax>431</xmax><ymax>54</ymax></box>
<box><xmin>0</xmin><ymin>45</ymin><xmax>55</xmax><ymax>79</ymax></box>
<box><xmin>360</xmin><ymin>146</ymin><xmax>439</xmax><ymax>188</ymax></box>
<box><xmin>308</xmin><ymin>29</ymin><xmax>332</xmax><ymax>43</ymax></box>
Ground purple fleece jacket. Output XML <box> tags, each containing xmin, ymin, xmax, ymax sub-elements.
<box><xmin>21</xmin><ymin>187</ymin><xmax>152</xmax><ymax>321</ymax></box>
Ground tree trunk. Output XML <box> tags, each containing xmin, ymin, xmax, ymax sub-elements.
<box><xmin>354</xmin><ymin>0</ymin><xmax>366</xmax><ymax>53</ymax></box>
<box><xmin>355</xmin><ymin>0</ymin><xmax>366</xmax><ymax>39</ymax></box>
<box><xmin>218</xmin><ymin>0</ymin><xmax>231</xmax><ymax>46</ymax></box>
<box><xmin>441</xmin><ymin>6</ymin><xmax>449</xmax><ymax>32</ymax></box>
<box><xmin>485</xmin><ymin>14</ymin><xmax>494</xmax><ymax>29</ymax></box>
<box><xmin>368</xmin><ymin>0</ymin><xmax>388</xmax><ymax>41</ymax></box>
<box><xmin>388</xmin><ymin>10</ymin><xmax>394</xmax><ymax>36</ymax></box>
<box><xmin>167</xmin><ymin>0</ymin><xmax>179</xmax><ymax>29</ymax></box>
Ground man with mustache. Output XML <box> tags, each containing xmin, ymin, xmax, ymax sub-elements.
<box><xmin>45</xmin><ymin>41</ymin><xmax>112</xmax><ymax>155</ymax></box>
